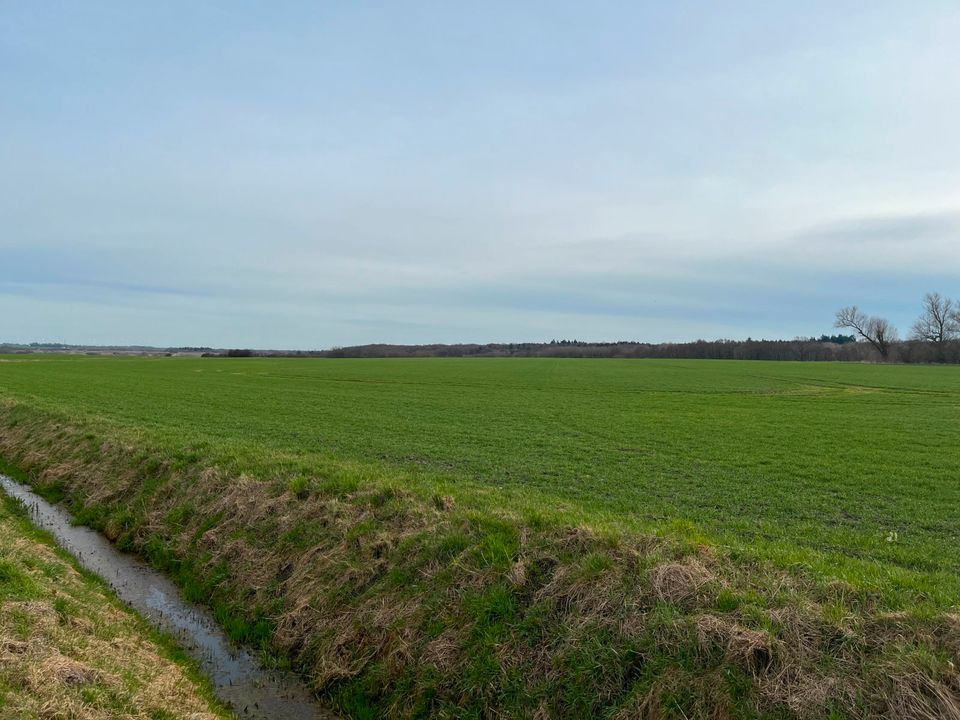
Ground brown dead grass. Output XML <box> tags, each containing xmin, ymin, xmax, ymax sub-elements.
<box><xmin>0</xmin><ymin>488</ymin><xmax>229</xmax><ymax>719</ymax></box>
<box><xmin>695</xmin><ymin>613</ymin><xmax>776</xmax><ymax>674</ymax></box>
<box><xmin>879</xmin><ymin>671</ymin><xmax>960</xmax><ymax>720</ymax></box>
<box><xmin>650</xmin><ymin>556</ymin><xmax>717</xmax><ymax>607</ymax></box>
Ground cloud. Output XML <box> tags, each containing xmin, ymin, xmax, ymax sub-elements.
<box><xmin>3</xmin><ymin>3</ymin><xmax>960</xmax><ymax>347</ymax></box>
<box><xmin>794</xmin><ymin>211</ymin><xmax>960</xmax><ymax>246</ymax></box>
<box><xmin>779</xmin><ymin>210</ymin><xmax>960</xmax><ymax>275</ymax></box>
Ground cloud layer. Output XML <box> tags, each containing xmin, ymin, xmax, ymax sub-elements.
<box><xmin>2</xmin><ymin>2</ymin><xmax>959</xmax><ymax>348</ymax></box>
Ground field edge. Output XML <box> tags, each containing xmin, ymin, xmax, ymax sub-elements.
<box><xmin>1</xmin><ymin>396</ymin><xmax>958</xmax><ymax>719</ymax></box>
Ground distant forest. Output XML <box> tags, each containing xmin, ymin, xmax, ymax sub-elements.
<box><xmin>7</xmin><ymin>295</ymin><xmax>958</xmax><ymax>363</ymax></box>
<box><xmin>6</xmin><ymin>336</ymin><xmax>958</xmax><ymax>363</ymax></box>
<box><xmin>218</xmin><ymin>335</ymin><xmax>960</xmax><ymax>363</ymax></box>
<box><xmin>225</xmin><ymin>291</ymin><xmax>960</xmax><ymax>363</ymax></box>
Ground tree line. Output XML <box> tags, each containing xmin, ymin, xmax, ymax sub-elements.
<box><xmin>208</xmin><ymin>292</ymin><xmax>960</xmax><ymax>364</ymax></box>
<box><xmin>211</xmin><ymin>337</ymin><xmax>913</xmax><ymax>362</ymax></box>
<box><xmin>835</xmin><ymin>292</ymin><xmax>960</xmax><ymax>362</ymax></box>
<box><xmin>314</xmin><ymin>291</ymin><xmax>959</xmax><ymax>363</ymax></box>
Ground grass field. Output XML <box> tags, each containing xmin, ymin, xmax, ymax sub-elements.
<box><xmin>1</xmin><ymin>356</ymin><xmax>957</xmax><ymax>603</ymax></box>
<box><xmin>1</xmin><ymin>355</ymin><xmax>958</xmax><ymax>718</ymax></box>
<box><xmin>0</xmin><ymin>483</ymin><xmax>231</xmax><ymax>719</ymax></box>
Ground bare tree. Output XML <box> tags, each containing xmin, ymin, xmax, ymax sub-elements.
<box><xmin>910</xmin><ymin>292</ymin><xmax>960</xmax><ymax>342</ymax></box>
<box><xmin>834</xmin><ymin>306</ymin><xmax>898</xmax><ymax>359</ymax></box>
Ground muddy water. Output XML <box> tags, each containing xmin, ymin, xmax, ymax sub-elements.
<box><xmin>0</xmin><ymin>474</ymin><xmax>335</xmax><ymax>720</ymax></box>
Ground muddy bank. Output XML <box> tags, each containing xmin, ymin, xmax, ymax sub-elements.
<box><xmin>0</xmin><ymin>473</ymin><xmax>335</xmax><ymax>720</ymax></box>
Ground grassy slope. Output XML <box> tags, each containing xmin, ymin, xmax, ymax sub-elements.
<box><xmin>0</xmin><ymin>479</ymin><xmax>232</xmax><ymax>719</ymax></box>
<box><xmin>0</xmin><ymin>356</ymin><xmax>958</xmax><ymax>718</ymax></box>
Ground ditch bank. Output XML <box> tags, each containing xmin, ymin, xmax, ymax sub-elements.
<box><xmin>1</xmin><ymin>398</ymin><xmax>958</xmax><ymax>719</ymax></box>
<box><xmin>0</xmin><ymin>473</ymin><xmax>333</xmax><ymax>720</ymax></box>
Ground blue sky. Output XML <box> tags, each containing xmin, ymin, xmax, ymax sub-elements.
<box><xmin>2</xmin><ymin>1</ymin><xmax>959</xmax><ymax>348</ymax></box>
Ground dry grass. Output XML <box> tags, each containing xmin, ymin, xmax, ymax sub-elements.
<box><xmin>650</xmin><ymin>557</ymin><xmax>717</xmax><ymax>607</ymax></box>
<box><xmin>0</xmin><ymin>491</ymin><xmax>230</xmax><ymax>719</ymax></box>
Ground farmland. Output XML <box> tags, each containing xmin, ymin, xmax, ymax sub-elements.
<box><xmin>1</xmin><ymin>356</ymin><xmax>959</xmax><ymax>717</ymax></box>
<box><xmin>1</xmin><ymin>356</ymin><xmax>958</xmax><ymax>601</ymax></box>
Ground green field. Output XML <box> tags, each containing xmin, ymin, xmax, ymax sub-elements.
<box><xmin>1</xmin><ymin>356</ymin><xmax>958</xmax><ymax>603</ymax></box>
<box><xmin>1</xmin><ymin>356</ymin><xmax>959</xmax><ymax>718</ymax></box>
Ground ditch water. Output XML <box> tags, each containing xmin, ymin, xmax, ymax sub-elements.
<box><xmin>0</xmin><ymin>474</ymin><xmax>336</xmax><ymax>720</ymax></box>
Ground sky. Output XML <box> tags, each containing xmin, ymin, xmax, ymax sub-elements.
<box><xmin>2</xmin><ymin>1</ymin><xmax>959</xmax><ymax>349</ymax></box>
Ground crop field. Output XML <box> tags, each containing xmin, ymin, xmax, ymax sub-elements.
<box><xmin>1</xmin><ymin>355</ymin><xmax>959</xmax><ymax>718</ymax></box>
<box><xmin>1</xmin><ymin>356</ymin><xmax>958</xmax><ymax>603</ymax></box>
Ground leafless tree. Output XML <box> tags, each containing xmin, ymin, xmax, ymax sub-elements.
<box><xmin>834</xmin><ymin>306</ymin><xmax>898</xmax><ymax>359</ymax></box>
<box><xmin>910</xmin><ymin>292</ymin><xmax>960</xmax><ymax>342</ymax></box>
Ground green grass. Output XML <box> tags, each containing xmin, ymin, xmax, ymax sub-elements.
<box><xmin>3</xmin><ymin>355</ymin><xmax>960</xmax><ymax>718</ymax></box>
<box><xmin>1</xmin><ymin>355</ymin><xmax>958</xmax><ymax>608</ymax></box>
